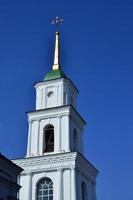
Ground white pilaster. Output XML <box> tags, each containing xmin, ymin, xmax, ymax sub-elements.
<box><xmin>17</xmin><ymin>175</ymin><xmax>20</xmax><ymax>199</ymax></box>
<box><xmin>58</xmin><ymin>168</ymin><xmax>63</xmax><ymax>200</ymax></box>
<box><xmin>36</xmin><ymin>120</ymin><xmax>40</xmax><ymax>156</ymax></box>
<box><xmin>76</xmin><ymin>171</ymin><xmax>81</xmax><ymax>200</ymax></box>
<box><xmin>71</xmin><ymin>168</ymin><xmax>76</xmax><ymax>200</ymax></box>
<box><xmin>56</xmin><ymin>116</ymin><xmax>61</xmax><ymax>152</ymax></box>
<box><xmin>60</xmin><ymin>83</ymin><xmax>63</xmax><ymax>105</ymax></box>
<box><xmin>43</xmin><ymin>87</ymin><xmax>46</xmax><ymax>108</ymax></box>
<box><xmin>26</xmin><ymin>121</ymin><xmax>32</xmax><ymax>157</ymax></box>
<box><xmin>26</xmin><ymin>172</ymin><xmax>32</xmax><ymax>200</ymax></box>
<box><xmin>65</xmin><ymin>115</ymin><xmax>70</xmax><ymax>151</ymax></box>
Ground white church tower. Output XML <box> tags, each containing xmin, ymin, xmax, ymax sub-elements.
<box><xmin>14</xmin><ymin>17</ymin><xmax>98</xmax><ymax>200</ymax></box>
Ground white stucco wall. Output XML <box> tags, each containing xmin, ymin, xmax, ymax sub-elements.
<box><xmin>26</xmin><ymin>106</ymin><xmax>85</xmax><ymax>157</ymax></box>
<box><xmin>14</xmin><ymin>152</ymin><xmax>98</xmax><ymax>200</ymax></box>
<box><xmin>35</xmin><ymin>78</ymin><xmax>78</xmax><ymax>110</ymax></box>
<box><xmin>14</xmin><ymin>76</ymin><xmax>98</xmax><ymax>200</ymax></box>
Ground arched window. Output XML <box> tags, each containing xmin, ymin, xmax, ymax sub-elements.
<box><xmin>37</xmin><ymin>178</ymin><xmax>53</xmax><ymax>200</ymax></box>
<box><xmin>73</xmin><ymin>129</ymin><xmax>78</xmax><ymax>151</ymax></box>
<box><xmin>43</xmin><ymin>125</ymin><xmax>54</xmax><ymax>153</ymax></box>
<box><xmin>81</xmin><ymin>182</ymin><xmax>87</xmax><ymax>200</ymax></box>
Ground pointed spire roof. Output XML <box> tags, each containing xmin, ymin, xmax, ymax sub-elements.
<box><xmin>44</xmin><ymin>17</ymin><xmax>66</xmax><ymax>81</ymax></box>
<box><xmin>53</xmin><ymin>31</ymin><xmax>60</xmax><ymax>70</ymax></box>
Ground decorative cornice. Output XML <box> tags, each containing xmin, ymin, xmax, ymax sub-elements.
<box><xmin>34</xmin><ymin>77</ymin><xmax>79</xmax><ymax>94</ymax></box>
<box><xmin>26</xmin><ymin>105</ymin><xmax>86</xmax><ymax>127</ymax></box>
<box><xmin>12</xmin><ymin>152</ymin><xmax>98</xmax><ymax>181</ymax></box>
<box><xmin>76</xmin><ymin>153</ymin><xmax>98</xmax><ymax>180</ymax></box>
<box><xmin>13</xmin><ymin>152</ymin><xmax>77</xmax><ymax>172</ymax></box>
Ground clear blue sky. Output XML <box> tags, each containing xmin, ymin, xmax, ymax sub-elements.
<box><xmin>0</xmin><ymin>0</ymin><xmax>133</xmax><ymax>199</ymax></box>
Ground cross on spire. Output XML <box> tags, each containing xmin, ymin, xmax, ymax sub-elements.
<box><xmin>51</xmin><ymin>16</ymin><xmax>63</xmax><ymax>70</ymax></box>
<box><xmin>51</xmin><ymin>16</ymin><xmax>63</xmax><ymax>32</ymax></box>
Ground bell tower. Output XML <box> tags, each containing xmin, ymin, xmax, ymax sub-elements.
<box><xmin>14</xmin><ymin>17</ymin><xmax>98</xmax><ymax>200</ymax></box>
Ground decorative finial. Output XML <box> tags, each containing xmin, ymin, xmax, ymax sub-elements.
<box><xmin>51</xmin><ymin>16</ymin><xmax>63</xmax><ymax>32</ymax></box>
<box><xmin>51</xmin><ymin>17</ymin><xmax>63</xmax><ymax>70</ymax></box>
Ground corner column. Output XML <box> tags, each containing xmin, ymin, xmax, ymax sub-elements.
<box><xmin>36</xmin><ymin>119</ymin><xmax>40</xmax><ymax>156</ymax></box>
<box><xmin>71</xmin><ymin>168</ymin><xmax>76</xmax><ymax>200</ymax></box>
<box><xmin>26</xmin><ymin>120</ymin><xmax>32</xmax><ymax>157</ymax></box>
<box><xmin>65</xmin><ymin>115</ymin><xmax>70</xmax><ymax>151</ymax></box>
<box><xmin>56</xmin><ymin>116</ymin><xmax>61</xmax><ymax>152</ymax></box>
<box><xmin>58</xmin><ymin>168</ymin><xmax>63</xmax><ymax>200</ymax></box>
<box><xmin>26</xmin><ymin>172</ymin><xmax>32</xmax><ymax>200</ymax></box>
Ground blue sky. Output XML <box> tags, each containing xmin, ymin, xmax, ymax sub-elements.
<box><xmin>0</xmin><ymin>0</ymin><xmax>133</xmax><ymax>199</ymax></box>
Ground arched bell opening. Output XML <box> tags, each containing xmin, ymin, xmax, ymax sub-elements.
<box><xmin>43</xmin><ymin>124</ymin><xmax>54</xmax><ymax>153</ymax></box>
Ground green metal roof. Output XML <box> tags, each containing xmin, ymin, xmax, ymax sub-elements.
<box><xmin>44</xmin><ymin>69</ymin><xmax>67</xmax><ymax>81</ymax></box>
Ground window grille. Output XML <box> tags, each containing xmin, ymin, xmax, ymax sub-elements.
<box><xmin>37</xmin><ymin>178</ymin><xmax>53</xmax><ymax>200</ymax></box>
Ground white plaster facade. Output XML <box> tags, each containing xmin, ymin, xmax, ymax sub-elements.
<box><xmin>25</xmin><ymin>78</ymin><xmax>84</xmax><ymax>158</ymax></box>
<box><xmin>26</xmin><ymin>105</ymin><xmax>85</xmax><ymax>157</ymax></box>
<box><xmin>13</xmin><ymin>67</ymin><xmax>98</xmax><ymax>200</ymax></box>
<box><xmin>35</xmin><ymin>78</ymin><xmax>78</xmax><ymax>110</ymax></box>
<box><xmin>13</xmin><ymin>152</ymin><xmax>98</xmax><ymax>200</ymax></box>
